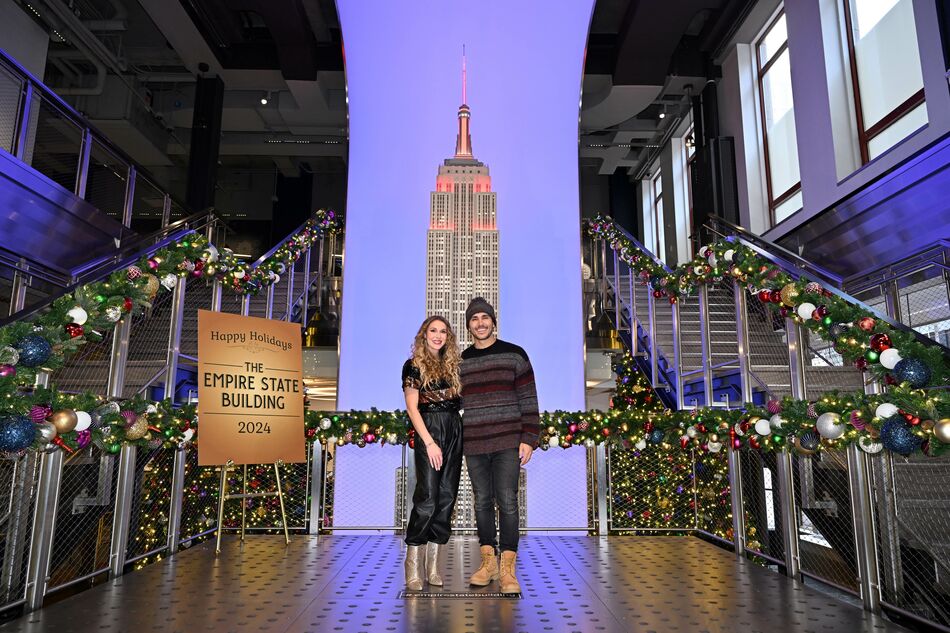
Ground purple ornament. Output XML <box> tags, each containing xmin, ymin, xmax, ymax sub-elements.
<box><xmin>0</xmin><ymin>364</ymin><xmax>15</xmax><ymax>378</ymax></box>
<box><xmin>849</xmin><ymin>410</ymin><xmax>866</xmax><ymax>430</ymax></box>
<box><xmin>75</xmin><ymin>430</ymin><xmax>92</xmax><ymax>449</ymax></box>
<box><xmin>30</xmin><ymin>405</ymin><xmax>52</xmax><ymax>423</ymax></box>
<box><xmin>766</xmin><ymin>400</ymin><xmax>782</xmax><ymax>415</ymax></box>
<box><xmin>120</xmin><ymin>410</ymin><xmax>138</xmax><ymax>426</ymax></box>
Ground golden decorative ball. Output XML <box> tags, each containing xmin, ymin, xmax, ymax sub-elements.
<box><xmin>143</xmin><ymin>274</ymin><xmax>161</xmax><ymax>300</ymax></box>
<box><xmin>125</xmin><ymin>418</ymin><xmax>149</xmax><ymax>440</ymax></box>
<box><xmin>780</xmin><ymin>283</ymin><xmax>800</xmax><ymax>307</ymax></box>
<box><xmin>933</xmin><ymin>418</ymin><xmax>950</xmax><ymax>444</ymax></box>
<box><xmin>359</xmin><ymin>423</ymin><xmax>370</xmax><ymax>433</ymax></box>
<box><xmin>48</xmin><ymin>409</ymin><xmax>78</xmax><ymax>434</ymax></box>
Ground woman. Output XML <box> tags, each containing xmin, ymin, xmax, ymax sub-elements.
<box><xmin>402</xmin><ymin>315</ymin><xmax>463</xmax><ymax>590</ymax></box>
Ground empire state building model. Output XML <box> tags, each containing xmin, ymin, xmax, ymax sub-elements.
<box><xmin>426</xmin><ymin>65</ymin><xmax>499</xmax><ymax>343</ymax></box>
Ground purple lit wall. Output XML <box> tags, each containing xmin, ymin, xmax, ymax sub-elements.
<box><xmin>334</xmin><ymin>0</ymin><xmax>594</xmax><ymax>530</ymax></box>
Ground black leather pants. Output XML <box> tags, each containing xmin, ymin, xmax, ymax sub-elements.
<box><xmin>404</xmin><ymin>410</ymin><xmax>463</xmax><ymax>546</ymax></box>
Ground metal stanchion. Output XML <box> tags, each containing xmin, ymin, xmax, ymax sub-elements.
<box><xmin>777</xmin><ymin>317</ymin><xmax>807</xmax><ymax>580</ymax></box>
<box><xmin>166</xmin><ymin>448</ymin><xmax>187</xmax><ymax>554</ymax></box>
<box><xmin>670</xmin><ymin>298</ymin><xmax>685</xmax><ymax>409</ymax></box>
<box><xmin>109</xmin><ymin>445</ymin><xmax>137</xmax><ymax>578</ymax></box>
<box><xmin>698</xmin><ymin>285</ymin><xmax>714</xmax><ymax>406</ymax></box>
<box><xmin>595</xmin><ymin>444</ymin><xmax>609</xmax><ymax>535</ymax></box>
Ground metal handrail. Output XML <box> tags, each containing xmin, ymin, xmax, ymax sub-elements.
<box><xmin>707</xmin><ymin>218</ymin><xmax>950</xmax><ymax>356</ymax></box>
<box><xmin>843</xmin><ymin>240</ymin><xmax>950</xmax><ymax>294</ymax></box>
<box><xmin>606</xmin><ymin>221</ymin><xmax>674</xmax><ymax>274</ymax></box>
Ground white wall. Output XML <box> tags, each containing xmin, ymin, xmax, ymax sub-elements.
<box><xmin>0</xmin><ymin>4</ymin><xmax>48</xmax><ymax>78</ymax></box>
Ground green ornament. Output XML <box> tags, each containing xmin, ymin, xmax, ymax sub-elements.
<box><xmin>865</xmin><ymin>349</ymin><xmax>880</xmax><ymax>362</ymax></box>
<box><xmin>95</xmin><ymin>294</ymin><xmax>107</xmax><ymax>303</ymax></box>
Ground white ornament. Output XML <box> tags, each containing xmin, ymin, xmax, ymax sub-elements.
<box><xmin>707</xmin><ymin>441</ymin><xmax>723</xmax><ymax>453</ymax></box>
<box><xmin>879</xmin><ymin>348</ymin><xmax>902</xmax><ymax>370</ymax></box>
<box><xmin>686</xmin><ymin>426</ymin><xmax>698</xmax><ymax>439</ymax></box>
<box><xmin>635</xmin><ymin>438</ymin><xmax>647</xmax><ymax>450</ymax></box>
<box><xmin>328</xmin><ymin>436</ymin><xmax>338</xmax><ymax>444</ymax></box>
<box><xmin>796</xmin><ymin>302</ymin><xmax>817</xmax><ymax>320</ymax></box>
<box><xmin>859</xmin><ymin>436</ymin><xmax>883</xmax><ymax>454</ymax></box>
<box><xmin>816</xmin><ymin>412</ymin><xmax>844</xmax><ymax>439</ymax></box>
<box><xmin>320</xmin><ymin>417</ymin><xmax>332</xmax><ymax>430</ymax></box>
<box><xmin>694</xmin><ymin>265</ymin><xmax>706</xmax><ymax>275</ymax></box>
<box><xmin>754</xmin><ymin>418</ymin><xmax>772</xmax><ymax>436</ymax></box>
<box><xmin>74</xmin><ymin>411</ymin><xmax>92</xmax><ymax>432</ymax></box>
<box><xmin>67</xmin><ymin>306</ymin><xmax>88</xmax><ymax>325</ymax></box>
<box><xmin>146</xmin><ymin>404</ymin><xmax>158</xmax><ymax>414</ymax></box>
<box><xmin>698</xmin><ymin>246</ymin><xmax>710</xmax><ymax>257</ymax></box>
<box><xmin>875</xmin><ymin>403</ymin><xmax>899</xmax><ymax>420</ymax></box>
<box><xmin>548</xmin><ymin>436</ymin><xmax>560</xmax><ymax>448</ymax></box>
<box><xmin>386</xmin><ymin>433</ymin><xmax>398</xmax><ymax>444</ymax></box>
<box><xmin>104</xmin><ymin>306</ymin><xmax>122</xmax><ymax>322</ymax></box>
<box><xmin>161</xmin><ymin>274</ymin><xmax>178</xmax><ymax>290</ymax></box>
<box><xmin>182</xmin><ymin>428</ymin><xmax>195</xmax><ymax>443</ymax></box>
<box><xmin>769</xmin><ymin>414</ymin><xmax>785</xmax><ymax>430</ymax></box>
<box><xmin>708</xmin><ymin>254</ymin><xmax>718</xmax><ymax>267</ymax></box>
<box><xmin>203</xmin><ymin>245</ymin><xmax>219</xmax><ymax>262</ymax></box>
<box><xmin>723</xmin><ymin>249</ymin><xmax>735</xmax><ymax>262</ymax></box>
<box><xmin>584</xmin><ymin>438</ymin><xmax>596</xmax><ymax>448</ymax></box>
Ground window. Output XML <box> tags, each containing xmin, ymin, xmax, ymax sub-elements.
<box><xmin>756</xmin><ymin>11</ymin><xmax>802</xmax><ymax>226</ymax></box>
<box><xmin>652</xmin><ymin>170</ymin><xmax>664</xmax><ymax>257</ymax></box>
<box><xmin>842</xmin><ymin>0</ymin><xmax>926</xmax><ymax>162</ymax></box>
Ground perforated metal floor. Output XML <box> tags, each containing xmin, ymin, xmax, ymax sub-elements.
<box><xmin>6</xmin><ymin>536</ymin><xmax>909</xmax><ymax>633</ymax></box>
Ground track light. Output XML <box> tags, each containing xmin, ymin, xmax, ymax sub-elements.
<box><xmin>260</xmin><ymin>93</ymin><xmax>269</xmax><ymax>105</ymax></box>
<box><xmin>261</xmin><ymin>91</ymin><xmax>272</xmax><ymax>106</ymax></box>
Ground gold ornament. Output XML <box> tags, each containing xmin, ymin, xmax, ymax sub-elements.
<box><xmin>48</xmin><ymin>409</ymin><xmax>78</xmax><ymax>434</ymax></box>
<box><xmin>933</xmin><ymin>418</ymin><xmax>950</xmax><ymax>444</ymax></box>
<box><xmin>125</xmin><ymin>417</ymin><xmax>149</xmax><ymax>440</ymax></box>
<box><xmin>780</xmin><ymin>283</ymin><xmax>800</xmax><ymax>306</ymax></box>
<box><xmin>359</xmin><ymin>423</ymin><xmax>370</xmax><ymax>434</ymax></box>
<box><xmin>143</xmin><ymin>274</ymin><xmax>161</xmax><ymax>300</ymax></box>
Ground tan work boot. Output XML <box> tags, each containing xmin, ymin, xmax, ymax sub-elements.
<box><xmin>468</xmin><ymin>545</ymin><xmax>499</xmax><ymax>586</ymax></box>
<box><xmin>425</xmin><ymin>542</ymin><xmax>443</xmax><ymax>586</ymax></box>
<box><xmin>499</xmin><ymin>550</ymin><xmax>521</xmax><ymax>594</ymax></box>
<box><xmin>405</xmin><ymin>544</ymin><xmax>425</xmax><ymax>591</ymax></box>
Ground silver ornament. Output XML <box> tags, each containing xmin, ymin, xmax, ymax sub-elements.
<box><xmin>105</xmin><ymin>306</ymin><xmax>122</xmax><ymax>322</ymax></box>
<box><xmin>35</xmin><ymin>421</ymin><xmax>57</xmax><ymax>444</ymax></box>
<box><xmin>0</xmin><ymin>346</ymin><xmax>18</xmax><ymax>365</ymax></box>
<box><xmin>320</xmin><ymin>417</ymin><xmax>332</xmax><ymax>430</ymax></box>
<box><xmin>816</xmin><ymin>412</ymin><xmax>844</xmax><ymax>439</ymax></box>
<box><xmin>859</xmin><ymin>436</ymin><xmax>884</xmax><ymax>454</ymax></box>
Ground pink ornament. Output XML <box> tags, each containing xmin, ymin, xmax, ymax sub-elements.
<box><xmin>30</xmin><ymin>404</ymin><xmax>52</xmax><ymax>423</ymax></box>
<box><xmin>804</xmin><ymin>282</ymin><xmax>821</xmax><ymax>294</ymax></box>
<box><xmin>849</xmin><ymin>410</ymin><xmax>866</xmax><ymax>430</ymax></box>
<box><xmin>147</xmin><ymin>258</ymin><xmax>160</xmax><ymax>270</ymax></box>
<box><xmin>0</xmin><ymin>364</ymin><xmax>15</xmax><ymax>378</ymax></box>
<box><xmin>126</xmin><ymin>266</ymin><xmax>142</xmax><ymax>280</ymax></box>
<box><xmin>766</xmin><ymin>399</ymin><xmax>782</xmax><ymax>415</ymax></box>
<box><xmin>75</xmin><ymin>430</ymin><xmax>92</xmax><ymax>449</ymax></box>
<box><xmin>807</xmin><ymin>403</ymin><xmax>818</xmax><ymax>418</ymax></box>
<box><xmin>120</xmin><ymin>410</ymin><xmax>138</xmax><ymax>425</ymax></box>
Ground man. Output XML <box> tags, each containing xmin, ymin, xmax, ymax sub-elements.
<box><xmin>460</xmin><ymin>297</ymin><xmax>539</xmax><ymax>594</ymax></box>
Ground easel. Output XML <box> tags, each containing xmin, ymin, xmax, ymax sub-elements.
<box><xmin>215</xmin><ymin>459</ymin><xmax>291</xmax><ymax>554</ymax></box>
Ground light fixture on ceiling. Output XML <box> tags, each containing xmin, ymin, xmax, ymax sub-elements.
<box><xmin>659</xmin><ymin>105</ymin><xmax>666</xmax><ymax>120</ymax></box>
<box><xmin>260</xmin><ymin>91</ymin><xmax>271</xmax><ymax>105</ymax></box>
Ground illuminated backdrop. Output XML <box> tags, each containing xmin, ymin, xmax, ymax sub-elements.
<box><xmin>335</xmin><ymin>0</ymin><xmax>595</xmax><ymax>529</ymax></box>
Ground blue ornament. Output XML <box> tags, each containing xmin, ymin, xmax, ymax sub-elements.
<box><xmin>798</xmin><ymin>431</ymin><xmax>820</xmax><ymax>452</ymax></box>
<box><xmin>15</xmin><ymin>335</ymin><xmax>52</xmax><ymax>368</ymax></box>
<box><xmin>0</xmin><ymin>415</ymin><xmax>36</xmax><ymax>452</ymax></box>
<box><xmin>880</xmin><ymin>416</ymin><xmax>922</xmax><ymax>456</ymax></box>
<box><xmin>649</xmin><ymin>429</ymin><xmax>665</xmax><ymax>444</ymax></box>
<box><xmin>894</xmin><ymin>358</ymin><xmax>932</xmax><ymax>388</ymax></box>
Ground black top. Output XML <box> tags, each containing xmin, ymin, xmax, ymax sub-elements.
<box><xmin>401</xmin><ymin>360</ymin><xmax>461</xmax><ymax>413</ymax></box>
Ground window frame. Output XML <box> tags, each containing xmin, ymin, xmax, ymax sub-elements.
<box><xmin>651</xmin><ymin>170</ymin><xmax>663</xmax><ymax>256</ymax></box>
<box><xmin>755</xmin><ymin>9</ymin><xmax>802</xmax><ymax>228</ymax></box>
<box><xmin>841</xmin><ymin>0</ymin><xmax>926</xmax><ymax>164</ymax></box>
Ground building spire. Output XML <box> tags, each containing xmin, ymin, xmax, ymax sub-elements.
<box><xmin>455</xmin><ymin>45</ymin><xmax>473</xmax><ymax>158</ymax></box>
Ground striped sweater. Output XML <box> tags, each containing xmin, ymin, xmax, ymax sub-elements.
<box><xmin>460</xmin><ymin>340</ymin><xmax>540</xmax><ymax>455</ymax></box>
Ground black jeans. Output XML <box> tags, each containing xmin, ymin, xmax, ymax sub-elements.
<box><xmin>405</xmin><ymin>411</ymin><xmax>463</xmax><ymax>546</ymax></box>
<box><xmin>465</xmin><ymin>447</ymin><xmax>521</xmax><ymax>553</ymax></box>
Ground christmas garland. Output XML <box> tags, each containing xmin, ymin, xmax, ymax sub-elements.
<box><xmin>0</xmin><ymin>210</ymin><xmax>340</xmax><ymax>455</ymax></box>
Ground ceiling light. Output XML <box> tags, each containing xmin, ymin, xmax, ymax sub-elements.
<box><xmin>260</xmin><ymin>95</ymin><xmax>269</xmax><ymax>105</ymax></box>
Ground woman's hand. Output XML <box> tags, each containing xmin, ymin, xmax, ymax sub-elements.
<box><xmin>426</xmin><ymin>441</ymin><xmax>443</xmax><ymax>470</ymax></box>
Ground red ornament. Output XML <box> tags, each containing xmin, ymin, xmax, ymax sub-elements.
<box><xmin>758</xmin><ymin>290</ymin><xmax>772</xmax><ymax>302</ymax></box>
<box><xmin>123</xmin><ymin>297</ymin><xmax>133</xmax><ymax>312</ymax></box>
<box><xmin>854</xmin><ymin>357</ymin><xmax>869</xmax><ymax>371</ymax></box>
<box><xmin>644</xmin><ymin>420</ymin><xmax>654</xmax><ymax>433</ymax></box>
<box><xmin>857</xmin><ymin>317</ymin><xmax>876</xmax><ymax>332</ymax></box>
<box><xmin>602</xmin><ymin>428</ymin><xmax>611</xmax><ymax>437</ymax></box>
<box><xmin>652</xmin><ymin>290</ymin><xmax>664</xmax><ymax>298</ymax></box>
<box><xmin>64</xmin><ymin>323</ymin><xmax>84</xmax><ymax>338</ymax></box>
<box><xmin>680</xmin><ymin>436</ymin><xmax>690</xmax><ymax>449</ymax></box>
<box><xmin>749</xmin><ymin>437</ymin><xmax>761</xmax><ymax>449</ymax></box>
<box><xmin>884</xmin><ymin>374</ymin><xmax>898</xmax><ymax>386</ymax></box>
<box><xmin>769</xmin><ymin>290</ymin><xmax>783</xmax><ymax>303</ymax></box>
<box><xmin>779</xmin><ymin>306</ymin><xmax>789</xmax><ymax>318</ymax></box>
<box><xmin>869</xmin><ymin>333</ymin><xmax>892</xmax><ymax>352</ymax></box>
<box><xmin>813</xmin><ymin>305</ymin><xmax>829</xmax><ymax>320</ymax></box>
<box><xmin>669</xmin><ymin>296</ymin><xmax>678</xmax><ymax>304</ymax></box>
<box><xmin>564</xmin><ymin>434</ymin><xmax>573</xmax><ymax>443</ymax></box>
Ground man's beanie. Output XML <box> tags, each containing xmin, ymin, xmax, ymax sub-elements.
<box><xmin>465</xmin><ymin>297</ymin><xmax>496</xmax><ymax>325</ymax></box>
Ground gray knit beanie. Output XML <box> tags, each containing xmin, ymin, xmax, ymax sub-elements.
<box><xmin>465</xmin><ymin>297</ymin><xmax>496</xmax><ymax>325</ymax></box>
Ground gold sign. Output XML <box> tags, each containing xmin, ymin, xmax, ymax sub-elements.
<box><xmin>197</xmin><ymin>310</ymin><xmax>305</xmax><ymax>465</ymax></box>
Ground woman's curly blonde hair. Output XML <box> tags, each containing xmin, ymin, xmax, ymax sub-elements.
<box><xmin>410</xmin><ymin>316</ymin><xmax>461</xmax><ymax>392</ymax></box>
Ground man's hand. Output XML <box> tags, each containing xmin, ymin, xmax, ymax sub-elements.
<box><xmin>519</xmin><ymin>442</ymin><xmax>534</xmax><ymax>466</ymax></box>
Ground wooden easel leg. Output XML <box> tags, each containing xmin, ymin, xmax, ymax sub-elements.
<box><xmin>215</xmin><ymin>460</ymin><xmax>231</xmax><ymax>554</ymax></box>
<box><xmin>241</xmin><ymin>464</ymin><xmax>248</xmax><ymax>541</ymax></box>
<box><xmin>273</xmin><ymin>462</ymin><xmax>291</xmax><ymax>545</ymax></box>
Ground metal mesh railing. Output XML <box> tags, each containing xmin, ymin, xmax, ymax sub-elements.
<box><xmin>740</xmin><ymin>449</ymin><xmax>785</xmax><ymax>563</ymax></box>
<box><xmin>219</xmin><ymin>459</ymin><xmax>311</xmax><ymax>532</ymax></box>
<box><xmin>872</xmin><ymin>452</ymin><xmax>950</xmax><ymax>627</ymax></box>
<box><xmin>793</xmin><ymin>451</ymin><xmax>859</xmax><ymax>592</ymax></box>
<box><xmin>84</xmin><ymin>139</ymin><xmax>128</xmax><ymax>221</ymax></box>
<box><xmin>0</xmin><ymin>453</ymin><xmax>39</xmax><ymax>610</ymax></box>
<box><xmin>709</xmin><ymin>279</ymin><xmax>740</xmax><ymax>371</ymax></box>
<box><xmin>695</xmin><ymin>450</ymin><xmax>734</xmax><ymax>541</ymax></box>
<box><xmin>0</xmin><ymin>61</ymin><xmax>22</xmax><ymax>154</ymax></box>
<box><xmin>745</xmin><ymin>291</ymin><xmax>791</xmax><ymax>400</ymax></box>
<box><xmin>125</xmin><ymin>447</ymin><xmax>172</xmax><ymax>563</ymax></box>
<box><xmin>126</xmin><ymin>283</ymin><xmax>176</xmax><ymax>398</ymax></box>
<box><xmin>607</xmin><ymin>445</ymin><xmax>696</xmax><ymax>532</ymax></box>
<box><xmin>898</xmin><ymin>273</ymin><xmax>950</xmax><ymax>344</ymax></box>
<box><xmin>177</xmin><ymin>449</ymin><xmax>218</xmax><ymax>548</ymax></box>
<box><xmin>678</xmin><ymin>293</ymin><xmax>703</xmax><ymax>375</ymax></box>
<box><xmin>803</xmin><ymin>329</ymin><xmax>866</xmax><ymax>399</ymax></box>
<box><xmin>47</xmin><ymin>447</ymin><xmax>117</xmax><ymax>591</ymax></box>
<box><xmin>23</xmin><ymin>95</ymin><xmax>83</xmax><ymax>194</ymax></box>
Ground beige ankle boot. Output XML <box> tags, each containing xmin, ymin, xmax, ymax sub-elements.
<box><xmin>425</xmin><ymin>542</ymin><xmax>443</xmax><ymax>586</ymax></box>
<box><xmin>468</xmin><ymin>545</ymin><xmax>499</xmax><ymax>586</ymax></box>
<box><xmin>405</xmin><ymin>545</ymin><xmax>425</xmax><ymax>591</ymax></box>
<box><xmin>499</xmin><ymin>551</ymin><xmax>521</xmax><ymax>594</ymax></box>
